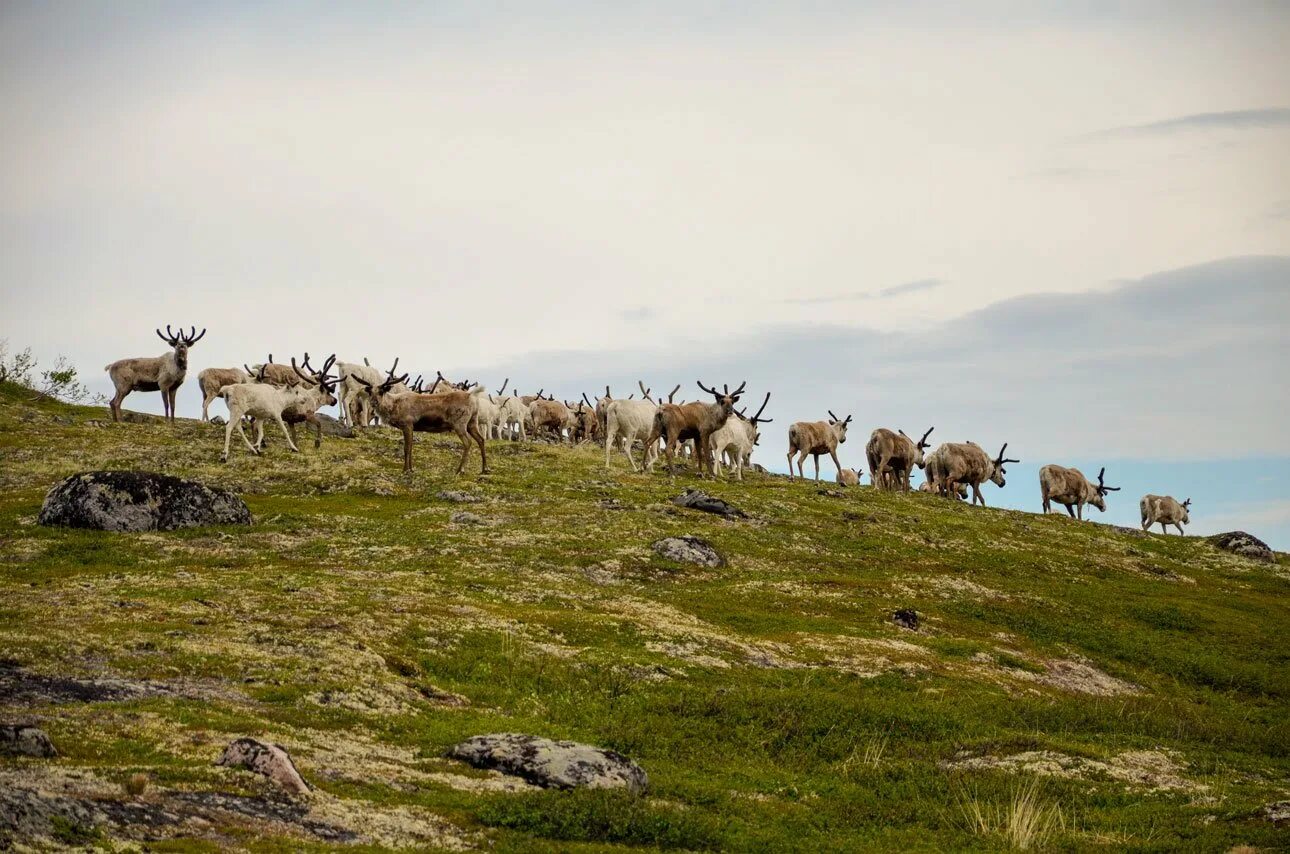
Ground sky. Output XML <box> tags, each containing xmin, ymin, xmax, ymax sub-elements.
<box><xmin>2</xmin><ymin>2</ymin><xmax>1288</xmax><ymax>544</ymax></box>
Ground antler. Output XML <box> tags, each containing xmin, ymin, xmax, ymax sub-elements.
<box><xmin>1096</xmin><ymin>467</ymin><xmax>1121</xmax><ymax>493</ymax></box>
<box><xmin>604</xmin><ymin>385</ymin><xmax>611</xmax><ymax>400</ymax></box>
<box><xmin>994</xmin><ymin>443</ymin><xmax>1020</xmax><ymax>465</ymax></box>
<box><xmin>919</xmin><ymin>426</ymin><xmax>935</xmax><ymax>447</ymax></box>
<box><xmin>751</xmin><ymin>392</ymin><xmax>772</xmax><ymax>423</ymax></box>
<box><xmin>696</xmin><ymin>380</ymin><xmax>719</xmax><ymax>397</ymax></box>
<box><xmin>427</xmin><ymin>376</ymin><xmax>442</xmax><ymax>393</ymax></box>
<box><xmin>582</xmin><ymin>392</ymin><xmax>594</xmax><ymax>408</ymax></box>
<box><xmin>384</xmin><ymin>358</ymin><xmax>401</xmax><ymax>382</ymax></box>
<box><xmin>1182</xmin><ymin>498</ymin><xmax>1192</xmax><ymax>508</ymax></box>
<box><xmin>156</xmin><ymin>328</ymin><xmax>171</xmax><ymax>344</ymax></box>
<box><xmin>667</xmin><ymin>383</ymin><xmax>680</xmax><ymax>403</ymax></box>
<box><xmin>638</xmin><ymin>380</ymin><xmax>653</xmax><ymax>400</ymax></box>
<box><xmin>290</xmin><ymin>356</ymin><xmax>313</xmax><ymax>383</ymax></box>
<box><xmin>182</xmin><ymin>326</ymin><xmax>206</xmax><ymax>345</ymax></box>
<box><xmin>496</xmin><ymin>377</ymin><xmax>509</xmax><ymax>396</ymax></box>
<box><xmin>828</xmin><ymin>410</ymin><xmax>838</xmax><ymax>422</ymax></box>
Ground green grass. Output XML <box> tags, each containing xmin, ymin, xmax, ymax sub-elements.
<box><xmin>1</xmin><ymin>379</ymin><xmax>1288</xmax><ymax>851</ymax></box>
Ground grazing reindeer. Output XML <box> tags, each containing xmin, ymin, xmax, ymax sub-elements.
<box><xmin>218</xmin><ymin>355</ymin><xmax>338</xmax><ymax>462</ymax></box>
<box><xmin>642</xmin><ymin>381</ymin><xmax>745</xmax><ymax>477</ymax></box>
<box><xmin>106</xmin><ymin>325</ymin><xmax>206</xmax><ymax>422</ymax></box>
<box><xmin>351</xmin><ymin>360</ymin><xmax>488</xmax><ymax>475</ymax></box>
<box><xmin>197</xmin><ymin>367</ymin><xmax>251</xmax><ymax>422</ymax></box>
<box><xmin>866</xmin><ymin>426</ymin><xmax>934</xmax><ymax>492</ymax></box>
<box><xmin>837</xmin><ymin>468</ymin><xmax>861</xmax><ymax>487</ymax></box>
<box><xmin>1039</xmin><ymin>465</ymin><xmax>1120</xmax><ymax>520</ymax></box>
<box><xmin>711</xmin><ymin>392</ymin><xmax>772</xmax><ymax>481</ymax></box>
<box><xmin>1140</xmin><ymin>494</ymin><xmax>1191</xmax><ymax>535</ymax></box>
<box><xmin>925</xmin><ymin>442</ymin><xmax>1019</xmax><ymax>506</ymax></box>
<box><xmin>530</xmin><ymin>398</ymin><xmax>575</xmax><ymax>442</ymax></box>
<box><xmin>281</xmin><ymin>355</ymin><xmax>342</xmax><ymax>449</ymax></box>
<box><xmin>786</xmin><ymin>410</ymin><xmax>852</xmax><ymax>482</ymax></box>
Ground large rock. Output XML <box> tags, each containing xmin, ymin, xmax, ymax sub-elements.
<box><xmin>652</xmin><ymin>536</ymin><xmax>726</xmax><ymax>568</ymax></box>
<box><xmin>447</xmin><ymin>733</ymin><xmax>647</xmax><ymax>793</ymax></box>
<box><xmin>38</xmin><ymin>471</ymin><xmax>252</xmax><ymax>532</ymax></box>
<box><xmin>216</xmin><ymin>738</ymin><xmax>310</xmax><ymax>795</ymax></box>
<box><xmin>1209</xmin><ymin>531</ymin><xmax>1274</xmax><ymax>564</ymax></box>
<box><xmin>0</xmin><ymin>725</ymin><xmax>56</xmax><ymax>757</ymax></box>
<box><xmin>314</xmin><ymin>413</ymin><xmax>353</xmax><ymax>439</ymax></box>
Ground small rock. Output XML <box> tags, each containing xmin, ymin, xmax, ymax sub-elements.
<box><xmin>39</xmin><ymin>471</ymin><xmax>252</xmax><ymax>532</ymax></box>
<box><xmin>893</xmin><ymin>609</ymin><xmax>919</xmax><ymax>631</ymax></box>
<box><xmin>652</xmin><ymin>536</ymin><xmax>725</xmax><ymax>568</ymax></box>
<box><xmin>437</xmin><ymin>490</ymin><xmax>482</xmax><ymax>504</ymax></box>
<box><xmin>447</xmin><ymin>733</ymin><xmax>647</xmax><ymax>793</ymax></box>
<box><xmin>816</xmin><ymin>488</ymin><xmax>846</xmax><ymax>498</ymax></box>
<box><xmin>216</xmin><ymin>738</ymin><xmax>310</xmax><ymax>796</ymax></box>
<box><xmin>209</xmin><ymin>415</ymin><xmax>226</xmax><ymax>426</ymax></box>
<box><xmin>671</xmin><ymin>489</ymin><xmax>746</xmax><ymax>519</ymax></box>
<box><xmin>450</xmin><ymin>511</ymin><xmax>486</xmax><ymax>526</ymax></box>
<box><xmin>598</xmin><ymin>498</ymin><xmax>625</xmax><ymax>510</ymax></box>
<box><xmin>1208</xmin><ymin>531</ymin><xmax>1274</xmax><ymax>564</ymax></box>
<box><xmin>0</xmin><ymin>725</ymin><xmax>57</xmax><ymax>757</ymax></box>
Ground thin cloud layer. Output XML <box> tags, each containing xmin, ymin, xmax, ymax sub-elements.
<box><xmin>784</xmin><ymin>279</ymin><xmax>942</xmax><ymax>305</ymax></box>
<box><xmin>1088</xmin><ymin>107</ymin><xmax>1290</xmax><ymax>139</ymax></box>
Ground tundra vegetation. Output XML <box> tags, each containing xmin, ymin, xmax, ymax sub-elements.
<box><xmin>0</xmin><ymin>380</ymin><xmax>1287</xmax><ymax>851</ymax></box>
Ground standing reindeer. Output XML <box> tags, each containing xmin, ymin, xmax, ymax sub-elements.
<box><xmin>786</xmin><ymin>410</ymin><xmax>852</xmax><ymax>482</ymax></box>
<box><xmin>106</xmin><ymin>325</ymin><xmax>206</xmax><ymax>422</ymax></box>
<box><xmin>924</xmin><ymin>441</ymin><xmax>1018</xmax><ymax>506</ymax></box>
<box><xmin>866</xmin><ymin>426</ymin><xmax>934</xmax><ymax>492</ymax></box>
<box><xmin>642</xmin><ymin>381</ymin><xmax>745</xmax><ymax>477</ymax></box>
<box><xmin>351</xmin><ymin>360</ymin><xmax>489</xmax><ymax>475</ymax></box>
<box><xmin>710</xmin><ymin>392</ymin><xmax>772</xmax><ymax>481</ymax></box>
<box><xmin>1140</xmin><ymin>494</ymin><xmax>1191</xmax><ymax>535</ymax></box>
<box><xmin>1039</xmin><ymin>465</ymin><xmax>1120</xmax><ymax>520</ymax></box>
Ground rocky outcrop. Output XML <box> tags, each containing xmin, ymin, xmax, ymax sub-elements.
<box><xmin>38</xmin><ymin>471</ymin><xmax>252</xmax><ymax>532</ymax></box>
<box><xmin>1208</xmin><ymin>531</ymin><xmax>1274</xmax><ymax>564</ymax></box>
<box><xmin>652</xmin><ymin>536</ymin><xmax>726</xmax><ymax>568</ymax></box>
<box><xmin>671</xmin><ymin>489</ymin><xmax>746</xmax><ymax>520</ymax></box>
<box><xmin>0</xmin><ymin>725</ymin><xmax>56</xmax><ymax>757</ymax></box>
<box><xmin>216</xmin><ymin>739</ymin><xmax>310</xmax><ymax>796</ymax></box>
<box><xmin>447</xmin><ymin>733</ymin><xmax>647</xmax><ymax>793</ymax></box>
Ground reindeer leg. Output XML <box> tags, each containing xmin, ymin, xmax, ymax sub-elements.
<box><xmin>277</xmin><ymin>415</ymin><xmax>300</xmax><ymax>453</ymax></box>
<box><xmin>308</xmin><ymin>414</ymin><xmax>322</xmax><ymax>449</ymax></box>
<box><xmin>786</xmin><ymin>449</ymin><xmax>795</xmax><ymax>480</ymax></box>
<box><xmin>235</xmin><ymin>419</ymin><xmax>258</xmax><ymax>455</ymax></box>
<box><xmin>402</xmin><ymin>425</ymin><xmax>414</xmax><ymax>472</ymax></box>
<box><xmin>813</xmin><ymin>454</ymin><xmax>821</xmax><ymax>482</ymax></box>
<box><xmin>829</xmin><ymin>449</ymin><xmax>842</xmax><ymax>481</ymax></box>
<box><xmin>221</xmin><ymin>413</ymin><xmax>237</xmax><ymax>462</ymax></box>
<box><xmin>469</xmin><ymin>418</ymin><xmax>488</xmax><ymax>475</ymax></box>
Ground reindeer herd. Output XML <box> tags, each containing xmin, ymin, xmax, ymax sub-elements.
<box><xmin>103</xmin><ymin>328</ymin><xmax>1194</xmax><ymax>535</ymax></box>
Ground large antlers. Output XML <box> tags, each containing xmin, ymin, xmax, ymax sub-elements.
<box><xmin>994</xmin><ymin>443</ymin><xmax>1020</xmax><ymax>466</ymax></box>
<box><xmin>1095</xmin><ymin>467</ymin><xmax>1121</xmax><ymax>495</ymax></box>
<box><xmin>918</xmin><ymin>426</ymin><xmax>935</xmax><ymax>448</ymax></box>
<box><xmin>749</xmin><ymin>392</ymin><xmax>772</xmax><ymax>424</ymax></box>
<box><xmin>827</xmin><ymin>409</ymin><xmax>853</xmax><ymax>426</ymax></box>
<box><xmin>155</xmin><ymin>325</ymin><xmax>205</xmax><ymax>346</ymax></box>
<box><xmin>697</xmin><ymin>380</ymin><xmax>746</xmax><ymax>400</ymax></box>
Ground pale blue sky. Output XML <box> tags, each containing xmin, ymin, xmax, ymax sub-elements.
<box><xmin>2</xmin><ymin>2</ymin><xmax>1288</xmax><ymax>544</ymax></box>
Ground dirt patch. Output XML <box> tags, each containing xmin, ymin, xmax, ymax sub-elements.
<box><xmin>1014</xmin><ymin>657</ymin><xmax>1142</xmax><ymax>697</ymax></box>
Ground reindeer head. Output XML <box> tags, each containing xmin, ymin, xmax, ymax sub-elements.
<box><xmin>901</xmin><ymin>426</ymin><xmax>935</xmax><ymax>468</ymax></box>
<box><xmin>827</xmin><ymin>410</ymin><xmax>853</xmax><ymax>443</ymax></box>
<box><xmin>696</xmin><ymin>380</ymin><xmax>746</xmax><ymax>418</ymax></box>
<box><xmin>990</xmin><ymin>443</ymin><xmax>1020</xmax><ymax>487</ymax></box>
<box><xmin>351</xmin><ymin>358</ymin><xmax>408</xmax><ymax>400</ymax></box>
<box><xmin>1180</xmin><ymin>498</ymin><xmax>1192</xmax><ymax>524</ymax></box>
<box><xmin>156</xmin><ymin>325</ymin><xmax>206</xmax><ymax>368</ymax></box>
<box><xmin>1089</xmin><ymin>467</ymin><xmax>1121</xmax><ymax>511</ymax></box>
<box><xmin>292</xmin><ymin>353</ymin><xmax>340</xmax><ymax>407</ymax></box>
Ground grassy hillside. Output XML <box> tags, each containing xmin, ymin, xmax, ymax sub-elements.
<box><xmin>1</xmin><ymin>381</ymin><xmax>1287</xmax><ymax>851</ymax></box>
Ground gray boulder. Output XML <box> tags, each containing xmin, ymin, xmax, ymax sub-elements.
<box><xmin>1</xmin><ymin>725</ymin><xmax>56</xmax><ymax>757</ymax></box>
<box><xmin>39</xmin><ymin>471</ymin><xmax>252</xmax><ymax>532</ymax></box>
<box><xmin>652</xmin><ymin>536</ymin><xmax>726</xmax><ymax>567</ymax></box>
<box><xmin>447</xmin><ymin>733</ymin><xmax>647</xmax><ymax>793</ymax></box>
<box><xmin>314</xmin><ymin>413</ymin><xmax>353</xmax><ymax>439</ymax></box>
<box><xmin>216</xmin><ymin>738</ymin><xmax>310</xmax><ymax>795</ymax></box>
<box><xmin>1209</xmin><ymin>531</ymin><xmax>1274</xmax><ymax>564</ymax></box>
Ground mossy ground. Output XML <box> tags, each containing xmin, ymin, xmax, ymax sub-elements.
<box><xmin>1</xmin><ymin>381</ymin><xmax>1287</xmax><ymax>850</ymax></box>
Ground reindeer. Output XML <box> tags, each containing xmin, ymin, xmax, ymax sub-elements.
<box><xmin>1140</xmin><ymin>494</ymin><xmax>1191</xmax><ymax>535</ymax></box>
<box><xmin>280</xmin><ymin>355</ymin><xmax>342</xmax><ymax>449</ymax></box>
<box><xmin>529</xmin><ymin>398</ymin><xmax>575</xmax><ymax>442</ymax></box>
<box><xmin>1039</xmin><ymin>464</ymin><xmax>1120</xmax><ymax>520</ymax></box>
<box><xmin>710</xmin><ymin>392</ymin><xmax>772</xmax><ymax>481</ymax></box>
<box><xmin>642</xmin><ymin>381</ymin><xmax>745</xmax><ymax>477</ymax></box>
<box><xmin>837</xmin><ymin>468</ymin><xmax>861</xmax><ymax>487</ymax></box>
<box><xmin>246</xmin><ymin>355</ymin><xmax>309</xmax><ymax>389</ymax></box>
<box><xmin>350</xmin><ymin>360</ymin><xmax>488</xmax><ymax>475</ymax></box>
<box><xmin>603</xmin><ymin>383</ymin><xmax>660</xmax><ymax>471</ymax></box>
<box><xmin>786</xmin><ymin>410</ymin><xmax>852</xmax><ymax>482</ymax></box>
<box><xmin>924</xmin><ymin>442</ymin><xmax>1018</xmax><ymax>506</ymax></box>
<box><xmin>197</xmin><ymin>366</ymin><xmax>251</xmax><ymax>422</ymax></box>
<box><xmin>335</xmin><ymin>358</ymin><xmax>385</xmax><ymax>426</ymax></box>
<box><xmin>105</xmin><ymin>325</ymin><xmax>206</xmax><ymax>422</ymax></box>
<box><xmin>218</xmin><ymin>355</ymin><xmax>338</xmax><ymax>462</ymax></box>
<box><xmin>866</xmin><ymin>426</ymin><xmax>934</xmax><ymax>492</ymax></box>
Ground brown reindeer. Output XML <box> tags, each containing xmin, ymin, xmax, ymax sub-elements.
<box><xmin>866</xmin><ymin>426</ymin><xmax>934</xmax><ymax>492</ymax></box>
<box><xmin>786</xmin><ymin>410</ymin><xmax>852</xmax><ymax>481</ymax></box>
<box><xmin>351</xmin><ymin>360</ymin><xmax>488</xmax><ymax>475</ymax></box>
<box><xmin>1039</xmin><ymin>464</ymin><xmax>1120</xmax><ymax>520</ymax></box>
<box><xmin>924</xmin><ymin>441</ymin><xmax>1019</xmax><ymax>506</ymax></box>
<box><xmin>106</xmin><ymin>325</ymin><xmax>206</xmax><ymax>422</ymax></box>
<box><xmin>281</xmin><ymin>354</ymin><xmax>341</xmax><ymax>449</ymax></box>
<box><xmin>197</xmin><ymin>366</ymin><xmax>251</xmax><ymax>422</ymax></box>
<box><xmin>642</xmin><ymin>381</ymin><xmax>745</xmax><ymax>477</ymax></box>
